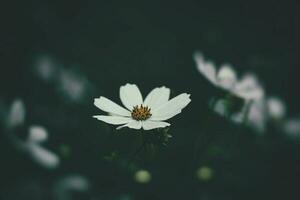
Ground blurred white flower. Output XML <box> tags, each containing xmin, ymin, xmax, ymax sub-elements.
<box><xmin>94</xmin><ymin>83</ymin><xmax>191</xmax><ymax>130</ymax></box>
<box><xmin>231</xmin><ymin>97</ymin><xmax>290</xmax><ymax>134</ymax></box>
<box><xmin>26</xmin><ymin>143</ymin><xmax>60</xmax><ymax>169</ymax></box>
<box><xmin>25</xmin><ymin>125</ymin><xmax>60</xmax><ymax>169</ymax></box>
<box><xmin>28</xmin><ymin>125</ymin><xmax>48</xmax><ymax>142</ymax></box>
<box><xmin>53</xmin><ymin>175</ymin><xmax>90</xmax><ymax>200</ymax></box>
<box><xmin>195</xmin><ymin>52</ymin><xmax>264</xmax><ymax>125</ymax></box>
<box><xmin>195</xmin><ymin>53</ymin><xmax>299</xmax><ymax>136</ymax></box>
<box><xmin>265</xmin><ymin>98</ymin><xmax>300</xmax><ymax>138</ymax></box>
<box><xmin>243</xmin><ymin>98</ymin><xmax>267</xmax><ymax>133</ymax></box>
<box><xmin>194</xmin><ymin>52</ymin><xmax>268</xmax><ymax>133</ymax></box>
<box><xmin>3</xmin><ymin>99</ymin><xmax>60</xmax><ymax>169</ymax></box>
<box><xmin>6</xmin><ymin>99</ymin><xmax>26</xmax><ymax>129</ymax></box>
<box><xmin>213</xmin><ymin>95</ymin><xmax>267</xmax><ymax>132</ymax></box>
<box><xmin>57</xmin><ymin>68</ymin><xmax>92</xmax><ymax>103</ymax></box>
<box><xmin>33</xmin><ymin>55</ymin><xmax>93</xmax><ymax>104</ymax></box>
<box><xmin>283</xmin><ymin>119</ymin><xmax>300</xmax><ymax>139</ymax></box>
<box><xmin>213</xmin><ymin>97</ymin><xmax>267</xmax><ymax>132</ymax></box>
<box><xmin>212</xmin><ymin>99</ymin><xmax>229</xmax><ymax>117</ymax></box>
<box><xmin>267</xmin><ymin>97</ymin><xmax>286</xmax><ymax>120</ymax></box>
<box><xmin>194</xmin><ymin>52</ymin><xmax>264</xmax><ymax>100</ymax></box>
<box><xmin>33</xmin><ymin>55</ymin><xmax>59</xmax><ymax>82</ymax></box>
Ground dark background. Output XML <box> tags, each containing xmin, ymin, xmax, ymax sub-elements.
<box><xmin>0</xmin><ymin>1</ymin><xmax>299</xmax><ymax>200</ymax></box>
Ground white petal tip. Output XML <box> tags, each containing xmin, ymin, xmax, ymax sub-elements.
<box><xmin>142</xmin><ymin>121</ymin><xmax>171</xmax><ymax>130</ymax></box>
<box><xmin>183</xmin><ymin>93</ymin><xmax>192</xmax><ymax>101</ymax></box>
<box><xmin>193</xmin><ymin>51</ymin><xmax>204</xmax><ymax>59</ymax></box>
<box><xmin>93</xmin><ymin>97</ymin><xmax>100</xmax><ymax>105</ymax></box>
<box><xmin>122</xmin><ymin>83</ymin><xmax>136</xmax><ymax>87</ymax></box>
<box><xmin>28</xmin><ymin>125</ymin><xmax>48</xmax><ymax>143</ymax></box>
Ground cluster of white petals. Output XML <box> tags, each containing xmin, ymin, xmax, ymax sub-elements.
<box><xmin>33</xmin><ymin>55</ymin><xmax>92</xmax><ymax>104</ymax></box>
<box><xmin>53</xmin><ymin>175</ymin><xmax>90</xmax><ymax>200</ymax></box>
<box><xmin>4</xmin><ymin>99</ymin><xmax>60</xmax><ymax>169</ymax></box>
<box><xmin>194</xmin><ymin>51</ymin><xmax>300</xmax><ymax>136</ymax></box>
<box><xmin>266</xmin><ymin>97</ymin><xmax>300</xmax><ymax>138</ymax></box>
<box><xmin>193</xmin><ymin>52</ymin><xmax>264</xmax><ymax>100</ymax></box>
<box><xmin>267</xmin><ymin>97</ymin><xmax>286</xmax><ymax>120</ymax></box>
<box><xmin>193</xmin><ymin>52</ymin><xmax>280</xmax><ymax>133</ymax></box>
<box><xmin>26</xmin><ymin>125</ymin><xmax>60</xmax><ymax>169</ymax></box>
<box><xmin>93</xmin><ymin>83</ymin><xmax>191</xmax><ymax>130</ymax></box>
<box><xmin>194</xmin><ymin>52</ymin><xmax>264</xmax><ymax>126</ymax></box>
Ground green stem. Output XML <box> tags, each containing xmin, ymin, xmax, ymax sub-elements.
<box><xmin>127</xmin><ymin>133</ymin><xmax>147</xmax><ymax>166</ymax></box>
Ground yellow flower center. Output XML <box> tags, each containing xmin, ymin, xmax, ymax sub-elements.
<box><xmin>131</xmin><ymin>105</ymin><xmax>152</xmax><ymax>121</ymax></box>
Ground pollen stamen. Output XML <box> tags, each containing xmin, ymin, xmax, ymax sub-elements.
<box><xmin>131</xmin><ymin>105</ymin><xmax>152</xmax><ymax>121</ymax></box>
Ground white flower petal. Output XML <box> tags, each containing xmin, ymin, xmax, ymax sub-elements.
<box><xmin>150</xmin><ymin>110</ymin><xmax>182</xmax><ymax>121</ymax></box>
<box><xmin>34</xmin><ymin>55</ymin><xmax>58</xmax><ymax>82</ymax></box>
<box><xmin>246</xmin><ymin>99</ymin><xmax>267</xmax><ymax>133</ymax></box>
<box><xmin>142</xmin><ymin>121</ymin><xmax>170</xmax><ymax>130</ymax></box>
<box><xmin>27</xmin><ymin>144</ymin><xmax>60</xmax><ymax>169</ymax></box>
<box><xmin>267</xmin><ymin>97</ymin><xmax>286</xmax><ymax>119</ymax></box>
<box><xmin>217</xmin><ymin>65</ymin><xmax>237</xmax><ymax>89</ymax></box>
<box><xmin>117</xmin><ymin>121</ymin><xmax>142</xmax><ymax>130</ymax></box>
<box><xmin>58</xmin><ymin>68</ymin><xmax>89</xmax><ymax>103</ymax></box>
<box><xmin>213</xmin><ymin>99</ymin><xmax>228</xmax><ymax>117</ymax></box>
<box><xmin>54</xmin><ymin>175</ymin><xmax>90</xmax><ymax>195</ymax></box>
<box><xmin>233</xmin><ymin>74</ymin><xmax>264</xmax><ymax>99</ymax></box>
<box><xmin>28</xmin><ymin>125</ymin><xmax>48</xmax><ymax>143</ymax></box>
<box><xmin>217</xmin><ymin>65</ymin><xmax>236</xmax><ymax>80</ymax></box>
<box><xmin>94</xmin><ymin>97</ymin><xmax>131</xmax><ymax>116</ymax></box>
<box><xmin>235</xmin><ymin>88</ymin><xmax>264</xmax><ymax>100</ymax></box>
<box><xmin>283</xmin><ymin>119</ymin><xmax>300</xmax><ymax>138</ymax></box>
<box><xmin>193</xmin><ymin>52</ymin><xmax>217</xmax><ymax>85</ymax></box>
<box><xmin>143</xmin><ymin>86</ymin><xmax>170</xmax><ymax>110</ymax></box>
<box><xmin>93</xmin><ymin>115</ymin><xmax>133</xmax><ymax>125</ymax></box>
<box><xmin>120</xmin><ymin>84</ymin><xmax>143</xmax><ymax>110</ymax></box>
<box><xmin>231</xmin><ymin>111</ymin><xmax>244</xmax><ymax>123</ymax></box>
<box><xmin>7</xmin><ymin>99</ymin><xmax>26</xmax><ymax>128</ymax></box>
<box><xmin>151</xmin><ymin>93</ymin><xmax>191</xmax><ymax>121</ymax></box>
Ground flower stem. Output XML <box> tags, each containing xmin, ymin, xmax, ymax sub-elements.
<box><xmin>127</xmin><ymin>133</ymin><xmax>147</xmax><ymax>166</ymax></box>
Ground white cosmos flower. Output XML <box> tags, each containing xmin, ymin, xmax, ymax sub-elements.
<box><xmin>193</xmin><ymin>52</ymin><xmax>264</xmax><ymax>100</ymax></box>
<box><xmin>194</xmin><ymin>52</ymin><xmax>267</xmax><ymax>132</ymax></box>
<box><xmin>93</xmin><ymin>84</ymin><xmax>191</xmax><ymax>130</ymax></box>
